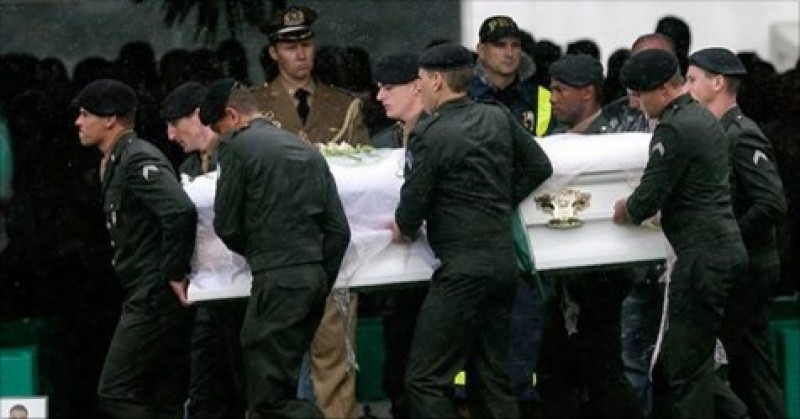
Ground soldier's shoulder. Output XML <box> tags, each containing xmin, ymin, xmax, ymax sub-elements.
<box><xmin>370</xmin><ymin>123</ymin><xmax>402</xmax><ymax>149</ymax></box>
<box><xmin>250</xmin><ymin>81</ymin><xmax>279</xmax><ymax>94</ymax></box>
<box><xmin>316</xmin><ymin>83</ymin><xmax>360</xmax><ymax>105</ymax></box>
<box><xmin>250</xmin><ymin>81</ymin><xmax>284</xmax><ymax>107</ymax></box>
<box><xmin>123</xmin><ymin>136</ymin><xmax>166</xmax><ymax>161</ymax></box>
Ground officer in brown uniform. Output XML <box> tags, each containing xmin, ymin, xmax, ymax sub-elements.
<box><xmin>253</xmin><ymin>5</ymin><xmax>366</xmax><ymax>417</ymax></box>
<box><xmin>253</xmin><ymin>5</ymin><xmax>369</xmax><ymax>145</ymax></box>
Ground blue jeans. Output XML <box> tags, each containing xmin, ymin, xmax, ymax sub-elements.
<box><xmin>296</xmin><ymin>350</ymin><xmax>316</xmax><ymax>401</ymax></box>
<box><xmin>620</xmin><ymin>264</ymin><xmax>664</xmax><ymax>418</ymax></box>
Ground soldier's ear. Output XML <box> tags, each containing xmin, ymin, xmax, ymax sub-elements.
<box><xmin>268</xmin><ymin>45</ymin><xmax>278</xmax><ymax>61</ymax></box>
<box><xmin>712</xmin><ymin>75</ymin><xmax>725</xmax><ymax>93</ymax></box>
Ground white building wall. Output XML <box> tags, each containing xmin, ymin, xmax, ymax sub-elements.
<box><xmin>462</xmin><ymin>0</ymin><xmax>799</xmax><ymax>72</ymax></box>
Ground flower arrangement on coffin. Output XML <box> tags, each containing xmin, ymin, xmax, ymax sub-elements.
<box><xmin>318</xmin><ymin>142</ymin><xmax>376</xmax><ymax>161</ymax></box>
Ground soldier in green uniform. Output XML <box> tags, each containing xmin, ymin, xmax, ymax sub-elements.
<box><xmin>160</xmin><ymin>81</ymin><xmax>249</xmax><ymax>419</ymax></box>
<box><xmin>391</xmin><ymin>43</ymin><xmax>553</xmax><ymax>419</ymax></box>
<box><xmin>73</xmin><ymin>79</ymin><xmax>196</xmax><ymax>418</ymax></box>
<box><xmin>613</xmin><ymin>50</ymin><xmax>749</xmax><ymax>419</ymax></box>
<box><xmin>686</xmin><ymin>47</ymin><xmax>787</xmax><ymax>419</ymax></box>
<box><xmin>538</xmin><ymin>54</ymin><xmax>641</xmax><ymax>419</ymax></box>
<box><xmin>370</xmin><ymin>52</ymin><xmax>431</xmax><ymax>419</ymax></box>
<box><xmin>199</xmin><ymin>78</ymin><xmax>350</xmax><ymax>419</ymax></box>
<box><xmin>253</xmin><ymin>7</ymin><xmax>365</xmax><ymax>416</ymax></box>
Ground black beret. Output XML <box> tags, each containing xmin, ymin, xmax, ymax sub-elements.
<box><xmin>689</xmin><ymin>47</ymin><xmax>747</xmax><ymax>76</ymax></box>
<box><xmin>73</xmin><ymin>79</ymin><xmax>137</xmax><ymax>117</ymax></box>
<box><xmin>479</xmin><ymin>15</ymin><xmax>520</xmax><ymax>43</ymax></box>
<box><xmin>199</xmin><ymin>78</ymin><xmax>237</xmax><ymax>126</ymax></box>
<box><xmin>620</xmin><ymin>49</ymin><xmax>679</xmax><ymax>92</ymax></box>
<box><xmin>259</xmin><ymin>5</ymin><xmax>317</xmax><ymax>43</ymax></box>
<box><xmin>419</xmin><ymin>43</ymin><xmax>474</xmax><ymax>71</ymax></box>
<box><xmin>374</xmin><ymin>53</ymin><xmax>419</xmax><ymax>85</ymax></box>
<box><xmin>160</xmin><ymin>81</ymin><xmax>207</xmax><ymax>121</ymax></box>
<box><xmin>550</xmin><ymin>54</ymin><xmax>604</xmax><ymax>88</ymax></box>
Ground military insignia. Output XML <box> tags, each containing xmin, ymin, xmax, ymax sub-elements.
<box><xmin>142</xmin><ymin>164</ymin><xmax>159</xmax><ymax>181</ymax></box>
<box><xmin>283</xmin><ymin>9</ymin><xmax>305</xmax><ymax>26</ymax></box>
<box><xmin>753</xmin><ymin>150</ymin><xmax>768</xmax><ymax>166</ymax></box>
<box><xmin>405</xmin><ymin>150</ymin><xmax>414</xmax><ymax>172</ymax></box>
<box><xmin>651</xmin><ymin>142</ymin><xmax>665</xmax><ymax>157</ymax></box>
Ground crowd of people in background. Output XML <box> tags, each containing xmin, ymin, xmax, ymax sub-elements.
<box><xmin>1</xmin><ymin>9</ymin><xmax>799</xmax><ymax>418</ymax></box>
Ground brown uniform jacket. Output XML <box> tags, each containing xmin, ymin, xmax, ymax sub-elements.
<box><xmin>252</xmin><ymin>81</ymin><xmax>369</xmax><ymax>145</ymax></box>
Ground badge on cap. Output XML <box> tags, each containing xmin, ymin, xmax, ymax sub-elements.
<box><xmin>284</xmin><ymin>8</ymin><xmax>305</xmax><ymax>26</ymax></box>
<box><xmin>488</xmin><ymin>16</ymin><xmax>514</xmax><ymax>32</ymax></box>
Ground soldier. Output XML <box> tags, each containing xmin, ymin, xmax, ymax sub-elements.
<box><xmin>613</xmin><ymin>50</ymin><xmax>748</xmax><ymax>419</ymax></box>
<box><xmin>372</xmin><ymin>53</ymin><xmax>425</xmax><ymax>149</ymax></box>
<box><xmin>466</xmin><ymin>16</ymin><xmax>556</xmax><ymax>415</ymax></box>
<box><xmin>199</xmin><ymin>78</ymin><xmax>350</xmax><ymax>419</ymax></box>
<box><xmin>370</xmin><ymin>52</ymin><xmax>430</xmax><ymax>418</ymax></box>
<box><xmin>537</xmin><ymin>54</ymin><xmax>641</xmax><ymax>419</ymax></box>
<box><xmin>253</xmin><ymin>7</ymin><xmax>365</xmax><ymax>416</ymax></box>
<box><xmin>604</xmin><ymin>32</ymin><xmax>676</xmax><ymax>133</ymax></box>
<box><xmin>391</xmin><ymin>43</ymin><xmax>552</xmax><ymax>418</ymax></box>
<box><xmin>468</xmin><ymin>15</ymin><xmax>556</xmax><ymax>137</ymax></box>
<box><xmin>73</xmin><ymin>79</ymin><xmax>196</xmax><ymax>418</ymax></box>
<box><xmin>160</xmin><ymin>81</ymin><xmax>249</xmax><ymax>419</ymax></box>
<box><xmin>602</xmin><ymin>33</ymin><xmax>678</xmax><ymax>418</ymax></box>
<box><xmin>549</xmin><ymin>54</ymin><xmax>610</xmax><ymax>134</ymax></box>
<box><xmin>253</xmin><ymin>5</ymin><xmax>368</xmax><ymax>145</ymax></box>
<box><xmin>686</xmin><ymin>47</ymin><xmax>787</xmax><ymax>419</ymax></box>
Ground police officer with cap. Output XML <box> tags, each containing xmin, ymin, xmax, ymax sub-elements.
<box><xmin>392</xmin><ymin>42</ymin><xmax>552</xmax><ymax>418</ymax></box>
<box><xmin>686</xmin><ymin>47</ymin><xmax>787</xmax><ymax>419</ymax></box>
<box><xmin>537</xmin><ymin>53</ymin><xmax>641</xmax><ymax>419</ymax></box>
<box><xmin>74</xmin><ymin>78</ymin><xmax>196</xmax><ymax>418</ymax></box>
<box><xmin>468</xmin><ymin>15</ymin><xmax>556</xmax><ymax>137</ymax></box>
<box><xmin>160</xmin><ymin>81</ymin><xmax>250</xmax><ymax>419</ymax></box>
<box><xmin>612</xmin><ymin>50</ymin><xmax>749</xmax><ymax>418</ymax></box>
<box><xmin>467</xmin><ymin>17</ymin><xmax>554</xmax><ymax>416</ymax></box>
<box><xmin>199</xmin><ymin>78</ymin><xmax>350</xmax><ymax>419</ymax></box>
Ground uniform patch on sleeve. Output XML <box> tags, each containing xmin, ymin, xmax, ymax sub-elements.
<box><xmin>650</xmin><ymin>142</ymin><xmax>665</xmax><ymax>157</ymax></box>
<box><xmin>753</xmin><ymin>150</ymin><xmax>768</xmax><ymax>166</ymax></box>
<box><xmin>142</xmin><ymin>164</ymin><xmax>160</xmax><ymax>181</ymax></box>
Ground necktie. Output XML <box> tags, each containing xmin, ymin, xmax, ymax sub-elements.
<box><xmin>295</xmin><ymin>88</ymin><xmax>310</xmax><ymax>124</ymax></box>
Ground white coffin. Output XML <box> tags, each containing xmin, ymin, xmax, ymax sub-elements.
<box><xmin>188</xmin><ymin>133</ymin><xmax>669</xmax><ymax>302</ymax></box>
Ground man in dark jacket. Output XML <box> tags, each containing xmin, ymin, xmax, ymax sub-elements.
<box><xmin>468</xmin><ymin>15</ymin><xmax>555</xmax><ymax>137</ymax></box>
<box><xmin>392</xmin><ymin>43</ymin><xmax>552</xmax><ymax>419</ymax></box>
<box><xmin>160</xmin><ymin>81</ymin><xmax>249</xmax><ymax>419</ymax></box>
<box><xmin>74</xmin><ymin>79</ymin><xmax>196</xmax><ymax>418</ymax></box>
<box><xmin>613</xmin><ymin>50</ymin><xmax>748</xmax><ymax>419</ymax></box>
<box><xmin>686</xmin><ymin>47</ymin><xmax>787</xmax><ymax>419</ymax></box>
<box><xmin>466</xmin><ymin>17</ymin><xmax>555</xmax><ymax>414</ymax></box>
<box><xmin>199</xmin><ymin>78</ymin><xmax>350</xmax><ymax>419</ymax></box>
